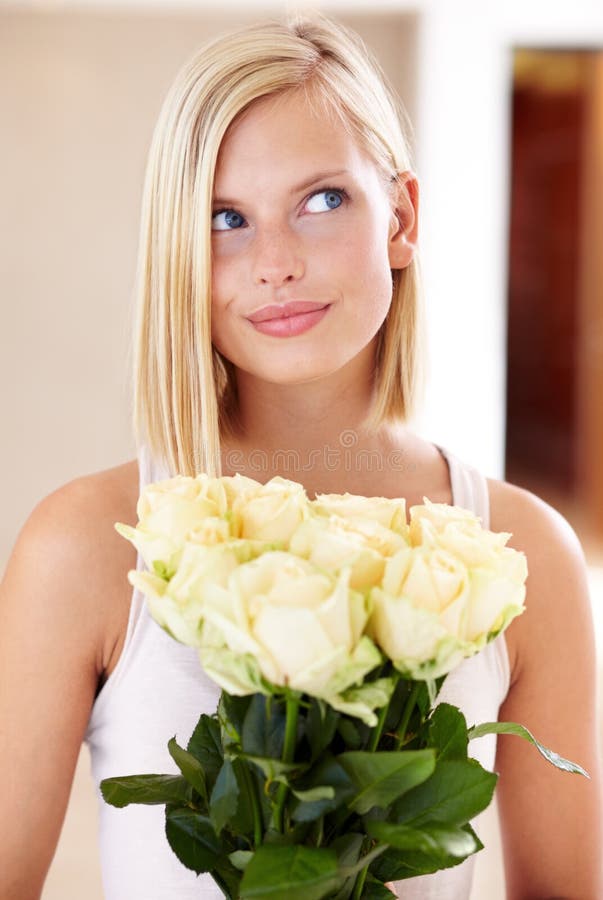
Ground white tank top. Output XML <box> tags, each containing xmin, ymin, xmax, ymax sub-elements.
<box><xmin>85</xmin><ymin>445</ymin><xmax>510</xmax><ymax>900</ymax></box>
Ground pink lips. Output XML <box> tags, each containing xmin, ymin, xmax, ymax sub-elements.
<box><xmin>246</xmin><ymin>301</ymin><xmax>332</xmax><ymax>338</ymax></box>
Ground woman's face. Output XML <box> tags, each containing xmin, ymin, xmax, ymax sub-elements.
<box><xmin>210</xmin><ymin>89</ymin><xmax>415</xmax><ymax>386</ymax></box>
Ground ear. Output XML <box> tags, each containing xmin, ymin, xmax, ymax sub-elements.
<box><xmin>388</xmin><ymin>171</ymin><xmax>419</xmax><ymax>270</ymax></box>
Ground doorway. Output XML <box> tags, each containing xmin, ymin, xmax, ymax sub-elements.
<box><xmin>505</xmin><ymin>49</ymin><xmax>603</xmax><ymax>551</ymax></box>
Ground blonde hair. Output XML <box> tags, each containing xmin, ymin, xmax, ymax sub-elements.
<box><xmin>133</xmin><ymin>12</ymin><xmax>424</xmax><ymax>477</ymax></box>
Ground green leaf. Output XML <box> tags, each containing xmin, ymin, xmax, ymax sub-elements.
<box><xmin>228</xmin><ymin>758</ymin><xmax>261</xmax><ymax>836</ymax></box>
<box><xmin>365</xmin><ymin>820</ymin><xmax>478</xmax><ymax>858</ymax></box>
<box><xmin>380</xmin><ymin>675</ymin><xmax>410</xmax><ymax>733</ymax></box>
<box><xmin>468</xmin><ymin>721</ymin><xmax>590</xmax><ymax>777</ymax></box>
<box><xmin>323</xmin><ymin>678</ymin><xmax>392</xmax><ymax>727</ymax></box>
<box><xmin>290</xmin><ymin>756</ymin><xmax>355</xmax><ymax>823</ymax></box>
<box><xmin>239</xmin><ymin>844</ymin><xmax>341</xmax><ymax>900</ymax></box>
<box><xmin>210</xmin><ymin>758</ymin><xmax>240</xmax><ymax>834</ymax></box>
<box><xmin>333</xmin><ymin>677</ymin><xmax>394</xmax><ymax>726</ymax></box>
<box><xmin>291</xmin><ymin>785</ymin><xmax>335</xmax><ymax>802</ymax></box>
<box><xmin>337</xmin><ymin>750</ymin><xmax>436</xmax><ymax>815</ymax></box>
<box><xmin>305</xmin><ymin>698</ymin><xmax>339</xmax><ymax>761</ymax></box>
<box><xmin>203</xmin><ymin>647</ymin><xmax>270</xmax><ymax>697</ymax></box>
<box><xmin>339</xmin><ymin>844</ymin><xmax>390</xmax><ymax>881</ymax></box>
<box><xmin>100</xmin><ymin>774</ymin><xmax>190</xmax><ymax>808</ymax></box>
<box><xmin>164</xmin><ymin>806</ymin><xmax>221</xmax><ymax>874</ymax></box>
<box><xmin>427</xmin><ymin>704</ymin><xmax>468</xmax><ymax>761</ymax></box>
<box><xmin>362</xmin><ymin>874</ymin><xmax>398</xmax><ymax>900</ymax></box>
<box><xmin>331</xmin><ymin>832</ymin><xmax>364</xmax><ymax>867</ymax></box>
<box><xmin>336</xmin><ymin>718</ymin><xmax>363</xmax><ymax>750</ymax></box>
<box><xmin>263</xmin><ymin>820</ymin><xmax>315</xmax><ymax>846</ymax></box>
<box><xmin>329</xmin><ymin>834</ymin><xmax>365</xmax><ymax>900</ymax></box>
<box><xmin>212</xmin><ymin>855</ymin><xmax>244</xmax><ymax>900</ymax></box>
<box><xmin>187</xmin><ymin>713</ymin><xmax>224</xmax><ymax>792</ymax></box>
<box><xmin>219</xmin><ymin>693</ymin><xmax>253</xmax><ymax>749</ymax></box>
<box><xmin>168</xmin><ymin>737</ymin><xmax>208</xmax><ymax>804</ymax></box>
<box><xmin>229</xmin><ymin>850</ymin><xmax>253</xmax><ymax>871</ymax></box>
<box><xmin>369</xmin><ymin>847</ymin><xmax>460</xmax><ymax>881</ymax></box>
<box><xmin>369</xmin><ymin>825</ymin><xmax>483</xmax><ymax>881</ymax></box>
<box><xmin>236</xmin><ymin>753</ymin><xmax>307</xmax><ymax>782</ymax></box>
<box><xmin>392</xmin><ymin>759</ymin><xmax>497</xmax><ymax>827</ymax></box>
<box><xmin>242</xmin><ymin>693</ymin><xmax>287</xmax><ymax>758</ymax></box>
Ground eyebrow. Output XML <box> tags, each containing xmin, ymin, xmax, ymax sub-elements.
<box><xmin>212</xmin><ymin>168</ymin><xmax>352</xmax><ymax>207</ymax></box>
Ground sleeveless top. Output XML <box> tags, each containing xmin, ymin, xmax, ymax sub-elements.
<box><xmin>84</xmin><ymin>445</ymin><xmax>510</xmax><ymax>900</ymax></box>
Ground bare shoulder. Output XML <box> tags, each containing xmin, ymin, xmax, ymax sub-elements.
<box><xmin>0</xmin><ymin>462</ymin><xmax>141</xmax><ymax>895</ymax></box>
<box><xmin>8</xmin><ymin>459</ymin><xmax>139</xmax><ymax>595</ymax></box>
<box><xmin>484</xmin><ymin>481</ymin><xmax>602</xmax><ymax>895</ymax></box>
<box><xmin>26</xmin><ymin>458</ymin><xmax>139</xmax><ymax>538</ymax></box>
<box><xmin>485</xmin><ymin>475</ymin><xmax>591</xmax><ymax>680</ymax></box>
<box><xmin>2</xmin><ymin>458</ymin><xmax>140</xmax><ymax>681</ymax></box>
<box><xmin>486</xmin><ymin>475</ymin><xmax>583</xmax><ymax>551</ymax></box>
<box><xmin>486</xmin><ymin>475</ymin><xmax>586</xmax><ymax>584</ymax></box>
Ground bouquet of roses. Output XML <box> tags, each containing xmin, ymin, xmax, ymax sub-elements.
<box><xmin>101</xmin><ymin>472</ymin><xmax>586</xmax><ymax>899</ymax></box>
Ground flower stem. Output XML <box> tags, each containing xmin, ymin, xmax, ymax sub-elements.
<box><xmin>394</xmin><ymin>682</ymin><xmax>421</xmax><ymax>750</ymax></box>
<box><xmin>367</xmin><ymin>671</ymin><xmax>401</xmax><ymax>753</ymax></box>
<box><xmin>351</xmin><ymin>865</ymin><xmax>368</xmax><ymax>900</ymax></box>
<box><xmin>349</xmin><ymin>841</ymin><xmax>389</xmax><ymax>900</ymax></box>
<box><xmin>274</xmin><ymin>692</ymin><xmax>301</xmax><ymax>833</ymax></box>
<box><xmin>237</xmin><ymin>760</ymin><xmax>263</xmax><ymax>848</ymax></box>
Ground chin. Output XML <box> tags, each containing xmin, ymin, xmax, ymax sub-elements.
<box><xmin>264</xmin><ymin>366</ymin><xmax>337</xmax><ymax>386</ymax></box>
<box><xmin>245</xmin><ymin>356</ymin><xmax>348</xmax><ymax>386</ymax></box>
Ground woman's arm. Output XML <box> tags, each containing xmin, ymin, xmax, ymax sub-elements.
<box><xmin>489</xmin><ymin>480</ymin><xmax>603</xmax><ymax>899</ymax></box>
<box><xmin>0</xmin><ymin>472</ymin><xmax>134</xmax><ymax>899</ymax></box>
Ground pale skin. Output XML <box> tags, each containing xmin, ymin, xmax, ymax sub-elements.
<box><xmin>0</xmin><ymin>89</ymin><xmax>601</xmax><ymax>899</ymax></box>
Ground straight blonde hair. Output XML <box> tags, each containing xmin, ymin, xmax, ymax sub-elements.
<box><xmin>133</xmin><ymin>13</ymin><xmax>424</xmax><ymax>477</ymax></box>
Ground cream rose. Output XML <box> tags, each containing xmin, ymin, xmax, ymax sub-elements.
<box><xmin>462</xmin><ymin>547</ymin><xmax>527</xmax><ymax>641</ymax></box>
<box><xmin>409</xmin><ymin>498</ymin><xmax>482</xmax><ymax>532</ymax></box>
<box><xmin>409</xmin><ymin>499</ymin><xmax>510</xmax><ymax>563</ymax></box>
<box><xmin>370</xmin><ymin>521</ymin><xmax>527</xmax><ymax>678</ymax></box>
<box><xmin>115</xmin><ymin>473</ymin><xmax>231</xmax><ymax>572</ymax></box>
<box><xmin>409</xmin><ymin>500</ymin><xmax>528</xmax><ymax>637</ymax></box>
<box><xmin>370</xmin><ymin>546</ymin><xmax>472</xmax><ymax>677</ymax></box>
<box><xmin>289</xmin><ymin>515</ymin><xmax>406</xmax><ymax>591</ymax></box>
<box><xmin>197</xmin><ymin>550</ymin><xmax>383</xmax><ymax>719</ymax></box>
<box><xmin>218</xmin><ymin>472</ymin><xmax>266</xmax><ymax>506</ymax></box>
<box><xmin>229</xmin><ymin>476</ymin><xmax>311</xmax><ymax>543</ymax></box>
<box><xmin>128</xmin><ymin>542</ymin><xmax>243</xmax><ymax>646</ymax></box>
<box><xmin>313</xmin><ymin>492</ymin><xmax>408</xmax><ymax>537</ymax></box>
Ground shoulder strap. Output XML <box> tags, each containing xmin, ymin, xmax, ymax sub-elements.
<box><xmin>137</xmin><ymin>443</ymin><xmax>169</xmax><ymax>489</ymax></box>
<box><xmin>435</xmin><ymin>445</ymin><xmax>490</xmax><ymax>529</ymax></box>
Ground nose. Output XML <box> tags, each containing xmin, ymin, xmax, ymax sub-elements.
<box><xmin>252</xmin><ymin>226</ymin><xmax>305</xmax><ymax>287</ymax></box>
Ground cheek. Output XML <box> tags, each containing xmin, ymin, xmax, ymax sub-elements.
<box><xmin>209</xmin><ymin>269</ymin><xmax>230</xmax><ymax>351</ymax></box>
<box><xmin>337</xmin><ymin>219</ymin><xmax>393</xmax><ymax>300</ymax></box>
<box><xmin>211</xmin><ymin>252</ymin><xmax>234</xmax><ymax>300</ymax></box>
<box><xmin>211</xmin><ymin>232</ymin><xmax>248</xmax><ymax>292</ymax></box>
<box><xmin>210</xmin><ymin>255</ymin><xmax>237</xmax><ymax>336</ymax></box>
<box><xmin>333</xmin><ymin>202</ymin><xmax>391</xmax><ymax>264</ymax></box>
<box><xmin>347</xmin><ymin>229</ymin><xmax>393</xmax><ymax>335</ymax></box>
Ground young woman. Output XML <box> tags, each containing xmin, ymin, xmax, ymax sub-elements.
<box><xmin>1</xmin><ymin>13</ymin><xmax>601</xmax><ymax>900</ymax></box>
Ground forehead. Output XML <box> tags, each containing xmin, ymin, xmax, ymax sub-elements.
<box><xmin>213</xmin><ymin>89</ymin><xmax>379</xmax><ymax>195</ymax></box>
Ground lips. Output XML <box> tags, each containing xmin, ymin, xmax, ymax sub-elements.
<box><xmin>246</xmin><ymin>301</ymin><xmax>330</xmax><ymax>323</ymax></box>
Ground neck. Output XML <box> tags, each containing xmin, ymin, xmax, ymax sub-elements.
<box><xmin>234</xmin><ymin>342</ymin><xmax>370</xmax><ymax>437</ymax></box>
<box><xmin>220</xmin><ymin>347</ymin><xmax>411</xmax><ymax>489</ymax></box>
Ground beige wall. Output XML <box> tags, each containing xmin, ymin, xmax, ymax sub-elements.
<box><xmin>0</xmin><ymin>11</ymin><xmax>419</xmax><ymax>896</ymax></box>
<box><xmin>0</xmin><ymin>7</ymin><xmax>418</xmax><ymax>570</ymax></box>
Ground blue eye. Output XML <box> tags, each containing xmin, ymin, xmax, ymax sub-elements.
<box><xmin>305</xmin><ymin>189</ymin><xmax>345</xmax><ymax>214</ymax></box>
<box><xmin>212</xmin><ymin>209</ymin><xmax>246</xmax><ymax>231</ymax></box>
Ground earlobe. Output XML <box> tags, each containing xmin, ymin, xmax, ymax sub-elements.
<box><xmin>388</xmin><ymin>172</ymin><xmax>419</xmax><ymax>270</ymax></box>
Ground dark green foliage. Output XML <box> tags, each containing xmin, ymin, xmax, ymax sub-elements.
<box><xmin>100</xmin><ymin>665</ymin><xmax>582</xmax><ymax>898</ymax></box>
<box><xmin>99</xmin><ymin>774</ymin><xmax>192</xmax><ymax>808</ymax></box>
<box><xmin>165</xmin><ymin>806</ymin><xmax>221</xmax><ymax>874</ymax></box>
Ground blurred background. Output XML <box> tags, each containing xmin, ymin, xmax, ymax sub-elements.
<box><xmin>0</xmin><ymin>0</ymin><xmax>601</xmax><ymax>897</ymax></box>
